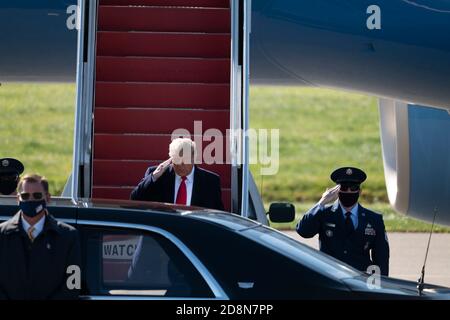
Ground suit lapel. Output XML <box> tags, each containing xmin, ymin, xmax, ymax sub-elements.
<box><xmin>356</xmin><ymin>204</ymin><xmax>367</xmax><ymax>234</ymax></box>
<box><xmin>331</xmin><ymin>201</ymin><xmax>345</xmax><ymax>236</ymax></box>
<box><xmin>166</xmin><ymin>168</ymin><xmax>176</xmax><ymax>203</ymax></box>
<box><xmin>190</xmin><ymin>166</ymin><xmax>200</xmax><ymax>206</ymax></box>
<box><xmin>10</xmin><ymin>216</ymin><xmax>30</xmax><ymax>290</ymax></box>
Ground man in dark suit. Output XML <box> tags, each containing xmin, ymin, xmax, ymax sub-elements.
<box><xmin>0</xmin><ymin>174</ymin><xmax>81</xmax><ymax>299</ymax></box>
<box><xmin>130</xmin><ymin>138</ymin><xmax>224</xmax><ymax>210</ymax></box>
<box><xmin>297</xmin><ymin>167</ymin><xmax>390</xmax><ymax>276</ymax></box>
<box><xmin>0</xmin><ymin>158</ymin><xmax>24</xmax><ymax>196</ymax></box>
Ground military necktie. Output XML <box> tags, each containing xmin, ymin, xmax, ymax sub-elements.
<box><xmin>345</xmin><ymin>212</ymin><xmax>354</xmax><ymax>235</ymax></box>
<box><xmin>27</xmin><ymin>226</ymin><xmax>36</xmax><ymax>242</ymax></box>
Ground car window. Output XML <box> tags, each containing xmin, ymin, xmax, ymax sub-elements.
<box><xmin>188</xmin><ymin>212</ymin><xmax>261</xmax><ymax>231</ymax></box>
<box><xmin>82</xmin><ymin>226</ymin><xmax>214</xmax><ymax>298</ymax></box>
<box><xmin>241</xmin><ymin>225</ymin><xmax>361</xmax><ymax>280</ymax></box>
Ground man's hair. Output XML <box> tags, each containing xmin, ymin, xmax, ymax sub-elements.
<box><xmin>169</xmin><ymin>138</ymin><xmax>196</xmax><ymax>163</ymax></box>
<box><xmin>17</xmin><ymin>174</ymin><xmax>49</xmax><ymax>193</ymax></box>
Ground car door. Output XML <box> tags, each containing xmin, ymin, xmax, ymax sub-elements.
<box><xmin>76</xmin><ymin>208</ymin><xmax>228</xmax><ymax>300</ymax></box>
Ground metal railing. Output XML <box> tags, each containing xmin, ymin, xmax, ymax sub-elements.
<box><xmin>71</xmin><ymin>0</ymin><xmax>98</xmax><ymax>201</ymax></box>
<box><xmin>229</xmin><ymin>0</ymin><xmax>252</xmax><ymax>217</ymax></box>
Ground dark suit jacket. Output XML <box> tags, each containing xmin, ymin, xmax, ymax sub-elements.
<box><xmin>130</xmin><ymin>165</ymin><xmax>224</xmax><ymax>210</ymax></box>
<box><xmin>297</xmin><ymin>201</ymin><xmax>390</xmax><ymax>276</ymax></box>
<box><xmin>0</xmin><ymin>212</ymin><xmax>81</xmax><ymax>300</ymax></box>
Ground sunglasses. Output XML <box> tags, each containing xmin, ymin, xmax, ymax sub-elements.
<box><xmin>19</xmin><ymin>192</ymin><xmax>45</xmax><ymax>201</ymax></box>
<box><xmin>340</xmin><ymin>185</ymin><xmax>360</xmax><ymax>192</ymax></box>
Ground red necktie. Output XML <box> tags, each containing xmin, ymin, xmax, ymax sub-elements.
<box><xmin>175</xmin><ymin>176</ymin><xmax>187</xmax><ymax>205</ymax></box>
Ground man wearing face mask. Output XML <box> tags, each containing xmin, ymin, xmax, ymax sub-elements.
<box><xmin>0</xmin><ymin>174</ymin><xmax>81</xmax><ymax>299</ymax></box>
<box><xmin>130</xmin><ymin>138</ymin><xmax>224</xmax><ymax>210</ymax></box>
<box><xmin>0</xmin><ymin>158</ymin><xmax>24</xmax><ymax>196</ymax></box>
<box><xmin>296</xmin><ymin>167</ymin><xmax>390</xmax><ymax>276</ymax></box>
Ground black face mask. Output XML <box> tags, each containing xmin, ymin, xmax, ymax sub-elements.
<box><xmin>339</xmin><ymin>192</ymin><xmax>360</xmax><ymax>208</ymax></box>
<box><xmin>20</xmin><ymin>200</ymin><xmax>47</xmax><ymax>218</ymax></box>
<box><xmin>0</xmin><ymin>180</ymin><xmax>18</xmax><ymax>195</ymax></box>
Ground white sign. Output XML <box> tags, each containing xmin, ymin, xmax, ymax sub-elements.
<box><xmin>103</xmin><ymin>237</ymin><xmax>140</xmax><ymax>260</ymax></box>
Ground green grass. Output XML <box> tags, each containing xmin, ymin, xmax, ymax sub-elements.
<box><xmin>0</xmin><ymin>83</ymin><xmax>447</xmax><ymax>232</ymax></box>
<box><xmin>0</xmin><ymin>83</ymin><xmax>76</xmax><ymax>195</ymax></box>
<box><xmin>250</xmin><ymin>86</ymin><xmax>385</xmax><ymax>203</ymax></box>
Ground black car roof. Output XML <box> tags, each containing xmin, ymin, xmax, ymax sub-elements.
<box><xmin>0</xmin><ymin>196</ymin><xmax>259</xmax><ymax>231</ymax></box>
<box><xmin>82</xmin><ymin>198</ymin><xmax>260</xmax><ymax>231</ymax></box>
<box><xmin>2</xmin><ymin>196</ymin><xmax>214</xmax><ymax>214</ymax></box>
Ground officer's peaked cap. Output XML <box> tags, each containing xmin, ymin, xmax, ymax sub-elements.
<box><xmin>0</xmin><ymin>158</ymin><xmax>25</xmax><ymax>175</ymax></box>
<box><xmin>330</xmin><ymin>167</ymin><xmax>367</xmax><ymax>184</ymax></box>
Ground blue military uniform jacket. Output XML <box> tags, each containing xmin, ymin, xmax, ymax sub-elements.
<box><xmin>297</xmin><ymin>201</ymin><xmax>390</xmax><ymax>276</ymax></box>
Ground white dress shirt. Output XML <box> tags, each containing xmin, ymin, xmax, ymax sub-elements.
<box><xmin>21</xmin><ymin>213</ymin><xmax>46</xmax><ymax>240</ymax></box>
<box><xmin>340</xmin><ymin>203</ymin><xmax>359</xmax><ymax>229</ymax></box>
<box><xmin>174</xmin><ymin>166</ymin><xmax>195</xmax><ymax>205</ymax></box>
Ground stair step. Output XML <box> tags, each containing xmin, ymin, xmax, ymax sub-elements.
<box><xmin>96</xmin><ymin>56</ymin><xmax>230</xmax><ymax>83</ymax></box>
<box><xmin>95</xmin><ymin>82</ymin><xmax>230</xmax><ymax>109</ymax></box>
<box><xmin>94</xmin><ymin>107</ymin><xmax>230</xmax><ymax>134</ymax></box>
<box><xmin>92</xmin><ymin>160</ymin><xmax>231</xmax><ymax>187</ymax></box>
<box><xmin>94</xmin><ymin>134</ymin><xmax>172</xmax><ymax>160</ymax></box>
<box><xmin>97</xmin><ymin>31</ymin><xmax>231</xmax><ymax>58</ymax></box>
<box><xmin>92</xmin><ymin>186</ymin><xmax>232</xmax><ymax>211</ymax></box>
<box><xmin>97</xmin><ymin>32</ymin><xmax>230</xmax><ymax>58</ymax></box>
<box><xmin>93</xmin><ymin>134</ymin><xmax>229</xmax><ymax>161</ymax></box>
<box><xmin>99</xmin><ymin>0</ymin><xmax>230</xmax><ymax>8</ymax></box>
<box><xmin>98</xmin><ymin>6</ymin><xmax>230</xmax><ymax>33</ymax></box>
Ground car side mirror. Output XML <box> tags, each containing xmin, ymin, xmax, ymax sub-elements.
<box><xmin>267</xmin><ymin>202</ymin><xmax>295</xmax><ymax>223</ymax></box>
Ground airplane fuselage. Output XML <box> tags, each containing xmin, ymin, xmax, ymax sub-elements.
<box><xmin>1</xmin><ymin>0</ymin><xmax>449</xmax><ymax>226</ymax></box>
<box><xmin>2</xmin><ymin>0</ymin><xmax>450</xmax><ymax>109</ymax></box>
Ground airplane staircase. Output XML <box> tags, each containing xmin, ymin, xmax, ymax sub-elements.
<box><xmin>91</xmin><ymin>0</ymin><xmax>232</xmax><ymax>210</ymax></box>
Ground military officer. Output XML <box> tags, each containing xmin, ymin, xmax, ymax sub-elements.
<box><xmin>296</xmin><ymin>167</ymin><xmax>390</xmax><ymax>276</ymax></box>
<box><xmin>0</xmin><ymin>158</ymin><xmax>24</xmax><ymax>196</ymax></box>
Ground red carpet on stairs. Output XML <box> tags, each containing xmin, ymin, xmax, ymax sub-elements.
<box><xmin>92</xmin><ymin>0</ymin><xmax>232</xmax><ymax>211</ymax></box>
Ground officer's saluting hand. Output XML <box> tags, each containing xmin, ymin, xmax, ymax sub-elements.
<box><xmin>318</xmin><ymin>184</ymin><xmax>341</xmax><ymax>207</ymax></box>
<box><xmin>297</xmin><ymin>167</ymin><xmax>390</xmax><ymax>276</ymax></box>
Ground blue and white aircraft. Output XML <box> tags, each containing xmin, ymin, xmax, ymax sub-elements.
<box><xmin>1</xmin><ymin>0</ymin><xmax>449</xmax><ymax>226</ymax></box>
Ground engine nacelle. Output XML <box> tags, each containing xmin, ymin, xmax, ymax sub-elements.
<box><xmin>379</xmin><ymin>99</ymin><xmax>450</xmax><ymax>225</ymax></box>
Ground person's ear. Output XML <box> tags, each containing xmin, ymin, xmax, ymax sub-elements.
<box><xmin>46</xmin><ymin>192</ymin><xmax>51</xmax><ymax>203</ymax></box>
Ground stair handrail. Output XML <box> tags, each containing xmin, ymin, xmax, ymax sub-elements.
<box><xmin>240</xmin><ymin>0</ymin><xmax>252</xmax><ymax>218</ymax></box>
<box><xmin>72</xmin><ymin>0</ymin><xmax>99</xmax><ymax>201</ymax></box>
<box><xmin>229</xmin><ymin>0</ymin><xmax>252</xmax><ymax>217</ymax></box>
<box><xmin>229</xmin><ymin>0</ymin><xmax>241</xmax><ymax>214</ymax></box>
